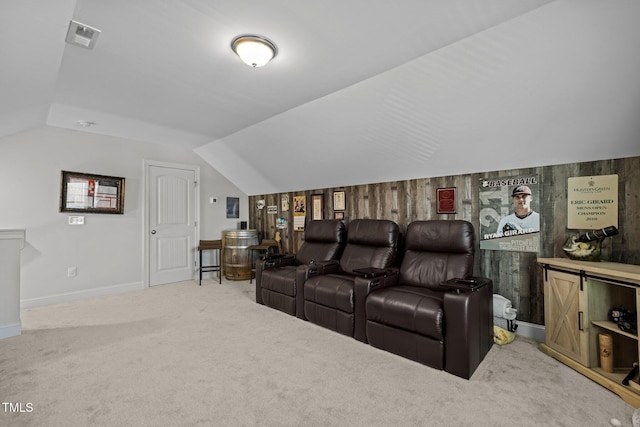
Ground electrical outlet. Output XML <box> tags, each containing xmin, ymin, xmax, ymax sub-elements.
<box><xmin>68</xmin><ymin>215</ymin><xmax>85</xmax><ymax>225</ymax></box>
<box><xmin>67</xmin><ymin>267</ymin><xmax>77</xmax><ymax>277</ymax></box>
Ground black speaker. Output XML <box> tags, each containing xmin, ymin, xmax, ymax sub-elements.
<box><xmin>240</xmin><ymin>221</ymin><xmax>247</xmax><ymax>230</ymax></box>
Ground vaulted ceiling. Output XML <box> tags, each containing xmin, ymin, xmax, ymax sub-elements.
<box><xmin>2</xmin><ymin>0</ymin><xmax>639</xmax><ymax>195</ymax></box>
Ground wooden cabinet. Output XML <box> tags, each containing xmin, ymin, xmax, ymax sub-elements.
<box><xmin>538</xmin><ymin>258</ymin><xmax>640</xmax><ymax>407</ymax></box>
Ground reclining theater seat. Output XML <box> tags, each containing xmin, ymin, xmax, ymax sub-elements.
<box><xmin>364</xmin><ymin>220</ymin><xmax>493</xmax><ymax>379</ymax></box>
<box><xmin>255</xmin><ymin>219</ymin><xmax>346</xmax><ymax>318</ymax></box>
<box><xmin>303</xmin><ymin>219</ymin><xmax>400</xmax><ymax>337</ymax></box>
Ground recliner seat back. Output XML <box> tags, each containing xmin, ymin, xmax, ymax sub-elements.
<box><xmin>399</xmin><ymin>220</ymin><xmax>474</xmax><ymax>290</ymax></box>
<box><xmin>296</xmin><ymin>219</ymin><xmax>347</xmax><ymax>264</ymax></box>
<box><xmin>339</xmin><ymin>219</ymin><xmax>399</xmax><ymax>273</ymax></box>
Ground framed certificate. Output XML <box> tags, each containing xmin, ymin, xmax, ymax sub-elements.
<box><xmin>311</xmin><ymin>194</ymin><xmax>324</xmax><ymax>220</ymax></box>
<box><xmin>333</xmin><ymin>191</ymin><xmax>346</xmax><ymax>211</ymax></box>
<box><xmin>436</xmin><ymin>187</ymin><xmax>456</xmax><ymax>214</ymax></box>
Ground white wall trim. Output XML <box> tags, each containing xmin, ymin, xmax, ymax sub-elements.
<box><xmin>20</xmin><ymin>281</ymin><xmax>144</xmax><ymax>309</ymax></box>
<box><xmin>516</xmin><ymin>320</ymin><xmax>546</xmax><ymax>342</ymax></box>
<box><xmin>0</xmin><ymin>323</ymin><xmax>21</xmax><ymax>339</ymax></box>
<box><xmin>0</xmin><ymin>229</ymin><xmax>26</xmax><ymax>246</ymax></box>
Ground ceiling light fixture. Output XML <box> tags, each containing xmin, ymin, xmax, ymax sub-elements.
<box><xmin>231</xmin><ymin>34</ymin><xmax>278</xmax><ymax>68</ymax></box>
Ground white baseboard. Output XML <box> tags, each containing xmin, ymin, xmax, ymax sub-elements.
<box><xmin>0</xmin><ymin>322</ymin><xmax>21</xmax><ymax>339</ymax></box>
<box><xmin>20</xmin><ymin>281</ymin><xmax>145</xmax><ymax>309</ymax></box>
<box><xmin>516</xmin><ymin>320</ymin><xmax>546</xmax><ymax>342</ymax></box>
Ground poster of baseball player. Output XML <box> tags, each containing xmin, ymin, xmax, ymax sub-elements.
<box><xmin>479</xmin><ymin>174</ymin><xmax>540</xmax><ymax>253</ymax></box>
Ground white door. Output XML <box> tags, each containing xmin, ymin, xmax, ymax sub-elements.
<box><xmin>147</xmin><ymin>163</ymin><xmax>198</xmax><ymax>286</ymax></box>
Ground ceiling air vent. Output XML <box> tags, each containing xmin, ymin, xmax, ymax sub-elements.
<box><xmin>66</xmin><ymin>20</ymin><xmax>101</xmax><ymax>49</ymax></box>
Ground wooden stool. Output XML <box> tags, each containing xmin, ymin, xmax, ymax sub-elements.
<box><xmin>248</xmin><ymin>239</ymin><xmax>280</xmax><ymax>283</ymax></box>
<box><xmin>198</xmin><ymin>240</ymin><xmax>222</xmax><ymax>285</ymax></box>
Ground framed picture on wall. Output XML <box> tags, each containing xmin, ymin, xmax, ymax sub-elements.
<box><xmin>281</xmin><ymin>194</ymin><xmax>290</xmax><ymax>212</ymax></box>
<box><xmin>59</xmin><ymin>170</ymin><xmax>125</xmax><ymax>214</ymax></box>
<box><xmin>293</xmin><ymin>195</ymin><xmax>306</xmax><ymax>231</ymax></box>
<box><xmin>436</xmin><ymin>187</ymin><xmax>456</xmax><ymax>214</ymax></box>
<box><xmin>333</xmin><ymin>191</ymin><xmax>346</xmax><ymax>211</ymax></box>
<box><xmin>226</xmin><ymin>197</ymin><xmax>240</xmax><ymax>218</ymax></box>
<box><xmin>311</xmin><ymin>194</ymin><xmax>324</xmax><ymax>220</ymax></box>
<box><xmin>334</xmin><ymin>211</ymin><xmax>344</xmax><ymax>220</ymax></box>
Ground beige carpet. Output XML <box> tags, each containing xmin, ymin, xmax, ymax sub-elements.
<box><xmin>0</xmin><ymin>279</ymin><xmax>635</xmax><ymax>427</ymax></box>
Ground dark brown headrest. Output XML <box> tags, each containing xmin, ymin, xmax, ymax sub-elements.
<box><xmin>304</xmin><ymin>220</ymin><xmax>346</xmax><ymax>244</ymax></box>
<box><xmin>346</xmin><ymin>219</ymin><xmax>399</xmax><ymax>247</ymax></box>
<box><xmin>399</xmin><ymin>220</ymin><xmax>475</xmax><ymax>289</ymax></box>
<box><xmin>405</xmin><ymin>220</ymin><xmax>474</xmax><ymax>254</ymax></box>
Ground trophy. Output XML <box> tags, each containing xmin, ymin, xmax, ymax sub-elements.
<box><xmin>563</xmin><ymin>226</ymin><xmax>618</xmax><ymax>261</ymax></box>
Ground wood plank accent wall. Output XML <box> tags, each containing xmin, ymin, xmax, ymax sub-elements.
<box><xmin>249</xmin><ymin>156</ymin><xmax>640</xmax><ymax>325</ymax></box>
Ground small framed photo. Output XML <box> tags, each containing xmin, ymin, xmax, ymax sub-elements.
<box><xmin>311</xmin><ymin>194</ymin><xmax>324</xmax><ymax>220</ymax></box>
<box><xmin>333</xmin><ymin>191</ymin><xmax>346</xmax><ymax>211</ymax></box>
<box><xmin>59</xmin><ymin>171</ymin><xmax>125</xmax><ymax>214</ymax></box>
<box><xmin>334</xmin><ymin>211</ymin><xmax>344</xmax><ymax>220</ymax></box>
<box><xmin>276</xmin><ymin>217</ymin><xmax>287</xmax><ymax>229</ymax></box>
<box><xmin>281</xmin><ymin>194</ymin><xmax>289</xmax><ymax>212</ymax></box>
<box><xmin>227</xmin><ymin>197</ymin><xmax>240</xmax><ymax>218</ymax></box>
<box><xmin>436</xmin><ymin>187</ymin><xmax>456</xmax><ymax>214</ymax></box>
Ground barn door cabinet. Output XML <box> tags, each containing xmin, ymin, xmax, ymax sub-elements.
<box><xmin>538</xmin><ymin>258</ymin><xmax>640</xmax><ymax>407</ymax></box>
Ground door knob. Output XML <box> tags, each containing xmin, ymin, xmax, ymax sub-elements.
<box><xmin>151</xmin><ymin>230</ymin><xmax>157</xmax><ymax>234</ymax></box>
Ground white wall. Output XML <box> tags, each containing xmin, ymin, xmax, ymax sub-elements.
<box><xmin>0</xmin><ymin>126</ymin><xmax>247</xmax><ymax>307</ymax></box>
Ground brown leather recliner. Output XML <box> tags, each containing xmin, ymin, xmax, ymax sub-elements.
<box><xmin>302</xmin><ymin>219</ymin><xmax>400</xmax><ymax>336</ymax></box>
<box><xmin>361</xmin><ymin>220</ymin><xmax>493</xmax><ymax>379</ymax></box>
<box><xmin>255</xmin><ymin>219</ymin><xmax>346</xmax><ymax>318</ymax></box>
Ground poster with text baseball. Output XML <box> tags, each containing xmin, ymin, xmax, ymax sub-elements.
<box><xmin>479</xmin><ymin>174</ymin><xmax>540</xmax><ymax>253</ymax></box>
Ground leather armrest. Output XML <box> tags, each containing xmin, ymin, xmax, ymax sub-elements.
<box><xmin>353</xmin><ymin>270</ymin><xmax>400</xmax><ymax>342</ymax></box>
<box><xmin>440</xmin><ymin>277</ymin><xmax>489</xmax><ymax>293</ymax></box>
<box><xmin>262</xmin><ymin>255</ymin><xmax>295</xmax><ymax>269</ymax></box>
<box><xmin>294</xmin><ymin>260</ymin><xmax>338</xmax><ymax>320</ymax></box>
<box><xmin>255</xmin><ymin>255</ymin><xmax>296</xmax><ymax>305</ymax></box>
<box><xmin>443</xmin><ymin>277</ymin><xmax>493</xmax><ymax>379</ymax></box>
<box><xmin>307</xmin><ymin>259</ymin><xmax>339</xmax><ymax>277</ymax></box>
<box><xmin>255</xmin><ymin>258</ymin><xmax>265</xmax><ymax>304</ymax></box>
<box><xmin>353</xmin><ymin>267</ymin><xmax>393</xmax><ymax>278</ymax></box>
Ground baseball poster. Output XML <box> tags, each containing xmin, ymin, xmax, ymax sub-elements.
<box><xmin>479</xmin><ymin>175</ymin><xmax>541</xmax><ymax>253</ymax></box>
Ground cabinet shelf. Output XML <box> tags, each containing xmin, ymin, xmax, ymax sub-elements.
<box><xmin>592</xmin><ymin>320</ymin><xmax>638</xmax><ymax>340</ymax></box>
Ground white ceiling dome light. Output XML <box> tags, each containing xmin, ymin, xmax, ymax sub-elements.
<box><xmin>231</xmin><ymin>35</ymin><xmax>278</xmax><ymax>68</ymax></box>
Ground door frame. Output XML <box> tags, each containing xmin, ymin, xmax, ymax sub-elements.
<box><xmin>143</xmin><ymin>159</ymin><xmax>200</xmax><ymax>288</ymax></box>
